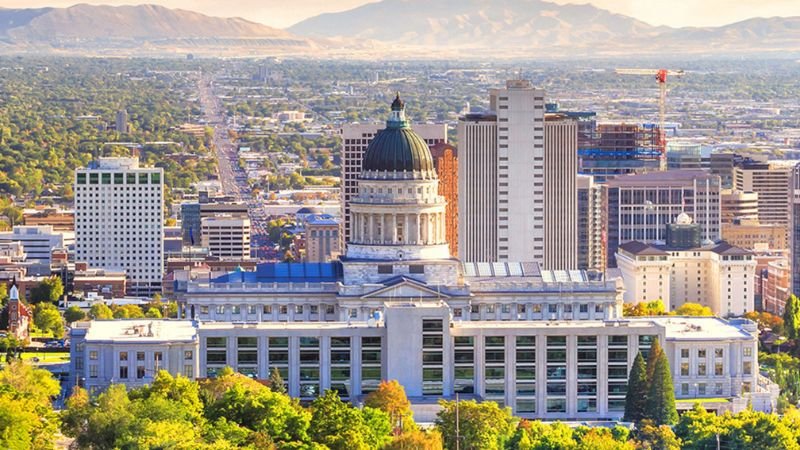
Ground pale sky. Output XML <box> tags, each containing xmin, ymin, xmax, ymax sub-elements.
<box><xmin>3</xmin><ymin>0</ymin><xmax>799</xmax><ymax>29</ymax></box>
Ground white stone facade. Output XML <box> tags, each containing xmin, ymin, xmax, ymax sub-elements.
<box><xmin>74</xmin><ymin>157</ymin><xmax>164</xmax><ymax>296</ymax></box>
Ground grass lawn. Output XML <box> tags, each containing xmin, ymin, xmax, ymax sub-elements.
<box><xmin>0</xmin><ymin>352</ymin><xmax>69</xmax><ymax>364</ymax></box>
<box><xmin>679</xmin><ymin>397</ymin><xmax>731</xmax><ymax>404</ymax></box>
<box><xmin>30</xmin><ymin>330</ymin><xmax>55</xmax><ymax>339</ymax></box>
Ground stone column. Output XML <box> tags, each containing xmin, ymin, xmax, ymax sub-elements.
<box><xmin>403</xmin><ymin>214</ymin><xmax>410</xmax><ymax>244</ymax></box>
<box><xmin>368</xmin><ymin>214</ymin><xmax>374</xmax><ymax>244</ymax></box>
<box><xmin>415</xmin><ymin>214</ymin><xmax>421</xmax><ymax>244</ymax></box>
<box><xmin>390</xmin><ymin>214</ymin><xmax>397</xmax><ymax>243</ymax></box>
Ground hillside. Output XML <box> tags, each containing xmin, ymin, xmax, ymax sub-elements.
<box><xmin>0</xmin><ymin>4</ymin><xmax>317</xmax><ymax>56</ymax></box>
<box><xmin>289</xmin><ymin>0</ymin><xmax>800</xmax><ymax>56</ymax></box>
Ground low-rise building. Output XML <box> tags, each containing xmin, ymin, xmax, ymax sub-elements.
<box><xmin>201</xmin><ymin>215</ymin><xmax>251</xmax><ymax>260</ymax></box>
<box><xmin>616</xmin><ymin>214</ymin><xmax>756</xmax><ymax>317</ymax></box>
<box><xmin>304</xmin><ymin>214</ymin><xmax>340</xmax><ymax>263</ymax></box>
<box><xmin>722</xmin><ymin>219</ymin><xmax>787</xmax><ymax>250</ymax></box>
<box><xmin>73</xmin><ymin>263</ymin><xmax>128</xmax><ymax>299</ymax></box>
<box><xmin>70</xmin><ymin>320</ymin><xmax>198</xmax><ymax>391</ymax></box>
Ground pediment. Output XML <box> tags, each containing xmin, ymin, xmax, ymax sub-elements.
<box><xmin>361</xmin><ymin>277</ymin><xmax>450</xmax><ymax>299</ymax></box>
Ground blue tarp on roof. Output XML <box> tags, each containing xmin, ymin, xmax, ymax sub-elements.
<box><xmin>212</xmin><ymin>262</ymin><xmax>342</xmax><ymax>283</ymax></box>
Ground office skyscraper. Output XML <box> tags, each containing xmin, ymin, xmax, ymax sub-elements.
<box><xmin>340</xmin><ymin>122</ymin><xmax>446</xmax><ymax>251</ymax></box>
<box><xmin>604</xmin><ymin>170</ymin><xmax>721</xmax><ymax>267</ymax></box>
<box><xmin>429</xmin><ymin>142</ymin><xmax>459</xmax><ymax>257</ymax></box>
<box><xmin>457</xmin><ymin>112</ymin><xmax>498</xmax><ymax>262</ymax></box>
<box><xmin>75</xmin><ymin>157</ymin><xmax>163</xmax><ymax>296</ymax></box>
<box><xmin>791</xmin><ymin>163</ymin><xmax>800</xmax><ymax>297</ymax></box>
<box><xmin>577</xmin><ymin>175</ymin><xmax>605</xmax><ymax>272</ymax></box>
<box><xmin>543</xmin><ymin>115</ymin><xmax>578</xmax><ymax>269</ymax></box>
<box><xmin>734</xmin><ymin>160</ymin><xmax>794</xmax><ymax>226</ymax></box>
<box><xmin>458</xmin><ymin>81</ymin><xmax>578</xmax><ymax>268</ymax></box>
<box><xmin>115</xmin><ymin>109</ymin><xmax>129</xmax><ymax>134</ymax></box>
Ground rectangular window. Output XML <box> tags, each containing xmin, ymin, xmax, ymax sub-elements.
<box><xmin>89</xmin><ymin>365</ymin><xmax>98</xmax><ymax>378</ymax></box>
<box><xmin>409</xmin><ymin>265</ymin><xmax>424</xmax><ymax>274</ymax></box>
<box><xmin>119</xmin><ymin>366</ymin><xmax>128</xmax><ymax>379</ymax></box>
<box><xmin>546</xmin><ymin>398</ymin><xmax>566</xmax><ymax>413</ymax></box>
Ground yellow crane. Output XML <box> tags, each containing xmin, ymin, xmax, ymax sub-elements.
<box><xmin>615</xmin><ymin>68</ymin><xmax>685</xmax><ymax>171</ymax></box>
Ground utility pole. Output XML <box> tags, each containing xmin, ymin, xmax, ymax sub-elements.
<box><xmin>455</xmin><ymin>393</ymin><xmax>460</xmax><ymax>450</ymax></box>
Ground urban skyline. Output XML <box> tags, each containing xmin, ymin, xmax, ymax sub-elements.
<box><xmin>0</xmin><ymin>2</ymin><xmax>798</xmax><ymax>446</ymax></box>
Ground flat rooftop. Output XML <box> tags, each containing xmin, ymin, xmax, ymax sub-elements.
<box><xmin>645</xmin><ymin>317</ymin><xmax>755</xmax><ymax>341</ymax></box>
<box><xmin>82</xmin><ymin>320</ymin><xmax>197</xmax><ymax>343</ymax></box>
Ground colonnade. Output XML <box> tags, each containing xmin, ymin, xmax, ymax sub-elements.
<box><xmin>351</xmin><ymin>211</ymin><xmax>446</xmax><ymax>245</ymax></box>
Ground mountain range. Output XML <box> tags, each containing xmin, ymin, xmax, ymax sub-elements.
<box><xmin>0</xmin><ymin>2</ymin><xmax>798</xmax><ymax>57</ymax></box>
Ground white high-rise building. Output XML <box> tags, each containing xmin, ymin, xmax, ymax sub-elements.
<box><xmin>490</xmin><ymin>80</ymin><xmax>546</xmax><ymax>263</ymax></box>
<box><xmin>74</xmin><ymin>157</ymin><xmax>163</xmax><ymax>296</ymax></box>
<box><xmin>543</xmin><ymin>116</ymin><xmax>578</xmax><ymax>269</ymax></box>
<box><xmin>339</xmin><ymin>121</ymin><xmax>446</xmax><ymax>251</ymax></box>
<box><xmin>457</xmin><ymin>112</ymin><xmax>498</xmax><ymax>262</ymax></box>
<box><xmin>458</xmin><ymin>81</ymin><xmax>577</xmax><ymax>268</ymax></box>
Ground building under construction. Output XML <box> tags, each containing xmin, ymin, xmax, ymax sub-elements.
<box><xmin>578</xmin><ymin>122</ymin><xmax>663</xmax><ymax>182</ymax></box>
<box><xmin>546</xmin><ymin>104</ymin><xmax>664</xmax><ymax>182</ymax></box>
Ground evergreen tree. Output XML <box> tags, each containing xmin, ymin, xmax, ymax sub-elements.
<box><xmin>268</xmin><ymin>367</ymin><xmax>287</xmax><ymax>394</ymax></box>
<box><xmin>646</xmin><ymin>338</ymin><xmax>664</xmax><ymax>383</ymax></box>
<box><xmin>646</xmin><ymin>350</ymin><xmax>678</xmax><ymax>425</ymax></box>
<box><xmin>783</xmin><ymin>294</ymin><xmax>800</xmax><ymax>339</ymax></box>
<box><xmin>623</xmin><ymin>352</ymin><xmax>648</xmax><ymax>423</ymax></box>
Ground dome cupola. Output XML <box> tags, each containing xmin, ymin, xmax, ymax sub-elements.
<box><xmin>361</xmin><ymin>94</ymin><xmax>435</xmax><ymax>178</ymax></box>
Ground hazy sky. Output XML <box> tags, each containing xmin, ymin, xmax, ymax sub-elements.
<box><xmin>4</xmin><ymin>0</ymin><xmax>800</xmax><ymax>29</ymax></box>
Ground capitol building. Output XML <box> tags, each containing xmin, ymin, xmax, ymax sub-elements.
<box><xmin>70</xmin><ymin>97</ymin><xmax>778</xmax><ymax>420</ymax></box>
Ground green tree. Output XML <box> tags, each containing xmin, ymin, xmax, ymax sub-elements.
<box><xmin>0</xmin><ymin>361</ymin><xmax>60</xmax><ymax>449</ymax></box>
<box><xmin>645</xmin><ymin>348</ymin><xmax>678</xmax><ymax>425</ymax></box>
<box><xmin>89</xmin><ymin>302</ymin><xmax>114</xmax><ymax>320</ymax></box>
<box><xmin>309</xmin><ymin>390</ymin><xmax>391</xmax><ymax>450</ymax></box>
<box><xmin>634</xmin><ymin>420</ymin><xmax>681</xmax><ymax>450</ymax></box>
<box><xmin>33</xmin><ymin>302</ymin><xmax>64</xmax><ymax>338</ymax></box>
<box><xmin>671</xmin><ymin>303</ymin><xmax>713</xmax><ymax>317</ymax></box>
<box><xmin>64</xmin><ymin>305</ymin><xmax>87</xmax><ymax>323</ymax></box>
<box><xmin>62</xmin><ymin>384</ymin><xmax>134</xmax><ymax>448</ymax></box>
<box><xmin>623</xmin><ymin>352</ymin><xmax>648</xmax><ymax>423</ymax></box>
<box><xmin>28</xmin><ymin>276</ymin><xmax>63</xmax><ymax>304</ymax></box>
<box><xmin>1</xmin><ymin>206</ymin><xmax>22</xmax><ymax>228</ymax></box>
<box><xmin>436</xmin><ymin>399</ymin><xmax>517</xmax><ymax>450</ymax></box>
<box><xmin>646</xmin><ymin>338</ymin><xmax>664</xmax><ymax>384</ymax></box>
<box><xmin>112</xmin><ymin>304</ymin><xmax>145</xmax><ymax>319</ymax></box>
<box><xmin>268</xmin><ymin>366</ymin><xmax>287</xmax><ymax>394</ymax></box>
<box><xmin>784</xmin><ymin>294</ymin><xmax>800</xmax><ymax>339</ymax></box>
<box><xmin>205</xmin><ymin>378</ymin><xmax>311</xmax><ymax>446</ymax></box>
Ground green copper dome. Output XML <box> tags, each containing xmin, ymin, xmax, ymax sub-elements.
<box><xmin>362</xmin><ymin>94</ymin><xmax>435</xmax><ymax>176</ymax></box>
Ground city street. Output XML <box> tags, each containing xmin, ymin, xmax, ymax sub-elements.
<box><xmin>198</xmin><ymin>76</ymin><xmax>272</xmax><ymax>259</ymax></box>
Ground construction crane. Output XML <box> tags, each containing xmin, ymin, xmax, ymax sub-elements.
<box><xmin>615</xmin><ymin>68</ymin><xmax>685</xmax><ymax>171</ymax></box>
